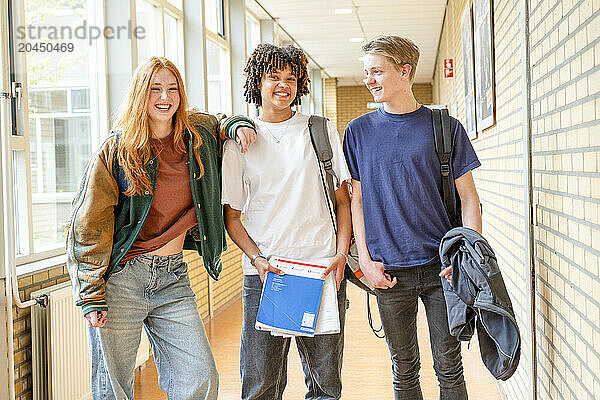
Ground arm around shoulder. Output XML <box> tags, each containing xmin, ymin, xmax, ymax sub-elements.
<box><xmin>187</xmin><ymin>109</ymin><xmax>256</xmax><ymax>150</ymax></box>
<box><xmin>218</xmin><ymin>114</ymin><xmax>256</xmax><ymax>141</ymax></box>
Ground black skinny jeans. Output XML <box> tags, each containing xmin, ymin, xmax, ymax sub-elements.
<box><xmin>375</xmin><ymin>263</ymin><xmax>468</xmax><ymax>400</ymax></box>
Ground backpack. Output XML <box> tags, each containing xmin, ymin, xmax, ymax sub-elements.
<box><xmin>307</xmin><ymin>115</ymin><xmax>375</xmax><ymax>294</ymax></box>
<box><xmin>308</xmin><ymin>109</ymin><xmax>461</xmax><ymax>337</ymax></box>
<box><xmin>308</xmin><ymin>110</ymin><xmax>460</xmax><ymax>284</ymax></box>
<box><xmin>308</xmin><ymin>115</ymin><xmax>384</xmax><ymax>338</ymax></box>
<box><xmin>431</xmin><ymin>108</ymin><xmax>462</xmax><ymax>228</ymax></box>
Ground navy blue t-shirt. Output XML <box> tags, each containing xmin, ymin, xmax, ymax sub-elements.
<box><xmin>343</xmin><ymin>106</ymin><xmax>481</xmax><ymax>269</ymax></box>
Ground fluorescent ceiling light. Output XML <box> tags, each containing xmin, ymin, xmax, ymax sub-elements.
<box><xmin>349</xmin><ymin>37</ymin><xmax>364</xmax><ymax>43</ymax></box>
<box><xmin>335</xmin><ymin>8</ymin><xmax>352</xmax><ymax>14</ymax></box>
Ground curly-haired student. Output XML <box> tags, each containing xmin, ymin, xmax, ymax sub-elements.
<box><xmin>66</xmin><ymin>56</ymin><xmax>256</xmax><ymax>400</ymax></box>
<box><xmin>222</xmin><ymin>44</ymin><xmax>352</xmax><ymax>400</ymax></box>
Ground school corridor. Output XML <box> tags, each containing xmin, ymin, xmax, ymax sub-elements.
<box><xmin>1</xmin><ymin>0</ymin><xmax>599</xmax><ymax>399</ymax></box>
<box><xmin>133</xmin><ymin>284</ymin><xmax>503</xmax><ymax>399</ymax></box>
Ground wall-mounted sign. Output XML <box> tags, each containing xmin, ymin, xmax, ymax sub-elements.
<box><xmin>444</xmin><ymin>59</ymin><xmax>454</xmax><ymax>78</ymax></box>
<box><xmin>367</xmin><ymin>102</ymin><xmax>382</xmax><ymax>109</ymax></box>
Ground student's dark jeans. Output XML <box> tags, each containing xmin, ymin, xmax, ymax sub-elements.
<box><xmin>240</xmin><ymin>274</ymin><xmax>347</xmax><ymax>400</ymax></box>
<box><xmin>375</xmin><ymin>263</ymin><xmax>468</xmax><ymax>400</ymax></box>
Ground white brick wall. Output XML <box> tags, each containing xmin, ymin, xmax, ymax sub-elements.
<box><xmin>434</xmin><ymin>0</ymin><xmax>600</xmax><ymax>398</ymax></box>
<box><xmin>530</xmin><ymin>0</ymin><xmax>600</xmax><ymax>398</ymax></box>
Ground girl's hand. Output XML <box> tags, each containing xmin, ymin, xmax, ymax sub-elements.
<box><xmin>321</xmin><ymin>253</ymin><xmax>347</xmax><ymax>290</ymax></box>
<box><xmin>254</xmin><ymin>257</ymin><xmax>284</xmax><ymax>282</ymax></box>
<box><xmin>85</xmin><ymin>310</ymin><xmax>107</xmax><ymax>328</ymax></box>
<box><xmin>235</xmin><ymin>126</ymin><xmax>257</xmax><ymax>153</ymax></box>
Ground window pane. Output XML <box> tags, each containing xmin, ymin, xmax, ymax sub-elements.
<box><xmin>245</xmin><ymin>14</ymin><xmax>260</xmax><ymax>58</ymax></box>
<box><xmin>206</xmin><ymin>40</ymin><xmax>229</xmax><ymax>114</ymax></box>
<box><xmin>167</xmin><ymin>0</ymin><xmax>183</xmax><ymax>8</ymax></box>
<box><xmin>13</xmin><ymin>151</ymin><xmax>29</xmax><ymax>256</ymax></box>
<box><xmin>28</xmin><ymin>90</ymin><xmax>67</xmax><ymax>113</ymax></box>
<box><xmin>205</xmin><ymin>0</ymin><xmax>217</xmax><ymax>33</ymax></box>
<box><xmin>71</xmin><ymin>89</ymin><xmax>90</xmax><ymax>111</ymax></box>
<box><xmin>164</xmin><ymin>13</ymin><xmax>179</xmax><ymax>66</ymax></box>
<box><xmin>137</xmin><ymin>0</ymin><xmax>163</xmax><ymax>64</ymax></box>
<box><xmin>22</xmin><ymin>0</ymin><xmax>99</xmax><ymax>253</ymax></box>
<box><xmin>205</xmin><ymin>0</ymin><xmax>224</xmax><ymax>36</ymax></box>
<box><xmin>53</xmin><ymin>117</ymin><xmax>92</xmax><ymax>192</ymax></box>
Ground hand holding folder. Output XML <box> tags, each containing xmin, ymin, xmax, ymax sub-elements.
<box><xmin>255</xmin><ymin>257</ymin><xmax>341</xmax><ymax>337</ymax></box>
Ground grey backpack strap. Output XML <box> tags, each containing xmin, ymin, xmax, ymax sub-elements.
<box><xmin>309</xmin><ymin>117</ymin><xmax>382</xmax><ymax>337</ymax></box>
<box><xmin>308</xmin><ymin>115</ymin><xmax>338</xmax><ymax>221</ymax></box>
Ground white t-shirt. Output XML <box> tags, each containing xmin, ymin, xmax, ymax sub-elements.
<box><xmin>222</xmin><ymin>112</ymin><xmax>351</xmax><ymax>275</ymax></box>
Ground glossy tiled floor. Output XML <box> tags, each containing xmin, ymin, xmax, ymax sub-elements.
<box><xmin>134</xmin><ymin>284</ymin><xmax>502</xmax><ymax>399</ymax></box>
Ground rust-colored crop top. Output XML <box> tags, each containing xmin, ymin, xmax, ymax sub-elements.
<box><xmin>122</xmin><ymin>132</ymin><xmax>197</xmax><ymax>262</ymax></box>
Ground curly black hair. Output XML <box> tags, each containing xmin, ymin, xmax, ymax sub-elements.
<box><xmin>243</xmin><ymin>44</ymin><xmax>310</xmax><ymax>107</ymax></box>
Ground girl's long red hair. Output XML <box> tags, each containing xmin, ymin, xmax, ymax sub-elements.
<box><xmin>114</xmin><ymin>57</ymin><xmax>203</xmax><ymax>196</ymax></box>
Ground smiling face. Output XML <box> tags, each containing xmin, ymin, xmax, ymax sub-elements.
<box><xmin>147</xmin><ymin>67</ymin><xmax>180</xmax><ymax>125</ymax></box>
<box><xmin>259</xmin><ymin>65</ymin><xmax>298</xmax><ymax>112</ymax></box>
<box><xmin>363</xmin><ymin>53</ymin><xmax>410</xmax><ymax>104</ymax></box>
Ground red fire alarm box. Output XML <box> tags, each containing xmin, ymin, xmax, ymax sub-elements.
<box><xmin>444</xmin><ymin>58</ymin><xmax>454</xmax><ymax>78</ymax></box>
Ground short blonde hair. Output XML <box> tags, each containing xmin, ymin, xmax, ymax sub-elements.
<box><xmin>362</xmin><ymin>36</ymin><xmax>420</xmax><ymax>81</ymax></box>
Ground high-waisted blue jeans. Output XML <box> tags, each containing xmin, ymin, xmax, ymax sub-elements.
<box><xmin>240</xmin><ymin>274</ymin><xmax>347</xmax><ymax>400</ymax></box>
<box><xmin>87</xmin><ymin>252</ymin><xmax>218</xmax><ymax>400</ymax></box>
<box><xmin>376</xmin><ymin>263</ymin><xmax>468</xmax><ymax>400</ymax></box>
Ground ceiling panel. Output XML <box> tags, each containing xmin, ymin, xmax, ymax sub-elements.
<box><xmin>251</xmin><ymin>0</ymin><xmax>447</xmax><ymax>84</ymax></box>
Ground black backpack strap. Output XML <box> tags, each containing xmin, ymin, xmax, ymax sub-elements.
<box><xmin>432</xmin><ymin>108</ymin><xmax>459</xmax><ymax>227</ymax></box>
<box><xmin>308</xmin><ymin>115</ymin><xmax>338</xmax><ymax>226</ymax></box>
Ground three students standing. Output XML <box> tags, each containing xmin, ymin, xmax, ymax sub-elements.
<box><xmin>68</xmin><ymin>36</ymin><xmax>481</xmax><ymax>400</ymax></box>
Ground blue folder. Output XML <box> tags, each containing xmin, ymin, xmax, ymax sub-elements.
<box><xmin>256</xmin><ymin>271</ymin><xmax>325</xmax><ymax>336</ymax></box>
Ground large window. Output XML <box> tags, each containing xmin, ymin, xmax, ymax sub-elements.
<box><xmin>205</xmin><ymin>0</ymin><xmax>230</xmax><ymax>115</ymax></box>
<box><xmin>9</xmin><ymin>0</ymin><xmax>106</xmax><ymax>262</ymax></box>
<box><xmin>136</xmin><ymin>0</ymin><xmax>184</xmax><ymax>71</ymax></box>
<box><xmin>245</xmin><ymin>12</ymin><xmax>260</xmax><ymax>58</ymax></box>
<box><xmin>3</xmin><ymin>0</ymin><xmax>246</xmax><ymax>270</ymax></box>
<box><xmin>206</xmin><ymin>39</ymin><xmax>231</xmax><ymax>114</ymax></box>
<box><xmin>205</xmin><ymin>0</ymin><xmax>225</xmax><ymax>37</ymax></box>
